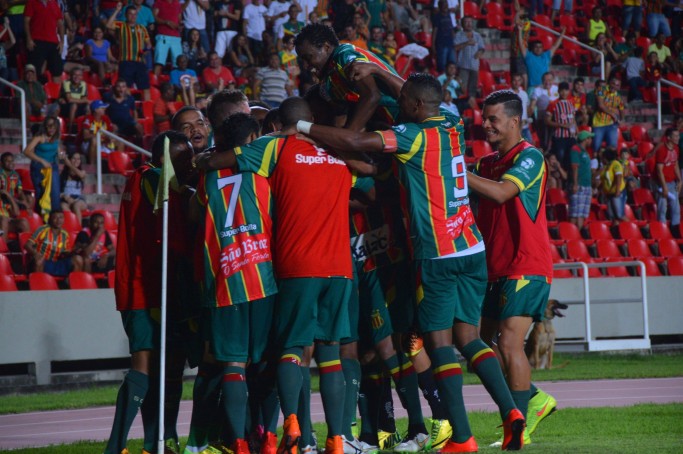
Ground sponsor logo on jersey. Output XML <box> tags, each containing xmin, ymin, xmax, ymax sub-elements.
<box><xmin>445</xmin><ymin>205</ymin><xmax>474</xmax><ymax>239</ymax></box>
<box><xmin>351</xmin><ymin>224</ymin><xmax>391</xmax><ymax>261</ymax></box>
<box><xmin>220</xmin><ymin>232</ymin><xmax>271</xmax><ymax>278</ymax></box>
<box><xmin>220</xmin><ymin>223</ymin><xmax>257</xmax><ymax>238</ymax></box>
<box><xmin>295</xmin><ymin>147</ymin><xmax>346</xmax><ymax>166</ymax></box>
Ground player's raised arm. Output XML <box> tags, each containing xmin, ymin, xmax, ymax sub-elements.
<box><xmin>346</xmin><ymin>61</ymin><xmax>405</xmax><ymax>100</ymax></box>
<box><xmin>194</xmin><ymin>148</ymin><xmax>237</xmax><ymax>171</ymax></box>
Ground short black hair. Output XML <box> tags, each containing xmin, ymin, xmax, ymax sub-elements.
<box><xmin>217</xmin><ymin>113</ymin><xmax>261</xmax><ymax>149</ymax></box>
<box><xmin>207</xmin><ymin>89</ymin><xmax>248</xmax><ymax>127</ymax></box>
<box><xmin>89</xmin><ymin>212</ymin><xmax>105</xmax><ymax>224</ymax></box>
<box><xmin>295</xmin><ymin>23</ymin><xmax>340</xmax><ymax>49</ymax></box>
<box><xmin>483</xmin><ymin>90</ymin><xmax>523</xmax><ymax>119</ymax></box>
<box><xmin>664</xmin><ymin>127</ymin><xmax>677</xmax><ymax>138</ymax></box>
<box><xmin>0</xmin><ymin>151</ymin><xmax>13</xmax><ymax>161</ymax></box>
<box><xmin>573</xmin><ymin>77</ymin><xmax>584</xmax><ymax>85</ymax></box>
<box><xmin>262</xmin><ymin>108</ymin><xmax>282</xmax><ymax>135</ymax></box>
<box><xmin>171</xmin><ymin>106</ymin><xmax>203</xmax><ymax>130</ymax></box>
<box><xmin>558</xmin><ymin>82</ymin><xmax>570</xmax><ymax>91</ymax></box>
<box><xmin>151</xmin><ymin>130</ymin><xmax>190</xmax><ymax>165</ymax></box>
<box><xmin>406</xmin><ymin>73</ymin><xmax>444</xmax><ymax>107</ymax></box>
<box><xmin>279</xmin><ymin>97</ymin><xmax>312</xmax><ymax>127</ymax></box>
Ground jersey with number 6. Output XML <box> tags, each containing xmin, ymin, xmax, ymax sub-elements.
<box><xmin>196</xmin><ymin>168</ymin><xmax>277</xmax><ymax>307</ymax></box>
<box><xmin>374</xmin><ymin>111</ymin><xmax>483</xmax><ymax>259</ymax></box>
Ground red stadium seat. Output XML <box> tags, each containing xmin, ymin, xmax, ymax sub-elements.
<box><xmin>44</xmin><ymin>82</ymin><xmax>61</xmax><ymax>102</ymax></box>
<box><xmin>657</xmin><ymin>239</ymin><xmax>682</xmax><ymax>258</ymax></box>
<box><xmin>647</xmin><ymin>221</ymin><xmax>683</xmax><ymax>244</ymax></box>
<box><xmin>486</xmin><ymin>13</ymin><xmax>510</xmax><ymax>31</ymax></box>
<box><xmin>636</xmin><ymin>37</ymin><xmax>652</xmax><ymax>56</ymax></box>
<box><xmin>618</xmin><ymin>222</ymin><xmax>652</xmax><ymax>243</ymax></box>
<box><xmin>29</xmin><ymin>272</ymin><xmax>59</xmax><ymax>291</ymax></box>
<box><xmin>547</xmin><ymin>188</ymin><xmax>568</xmax><ymax>205</ymax></box>
<box><xmin>565</xmin><ymin>239</ymin><xmax>593</xmax><ymax>261</ymax></box>
<box><xmin>629</xmin><ymin>125</ymin><xmax>649</xmax><ymax>144</ymax></box>
<box><xmin>0</xmin><ymin>254</ymin><xmax>13</xmax><ymax>275</ymax></box>
<box><xmin>667</xmin><ymin>256</ymin><xmax>683</xmax><ymax>276</ymax></box>
<box><xmin>635</xmin><ymin>257</ymin><xmax>662</xmax><ymax>277</ymax></box>
<box><xmin>464</xmin><ymin>1</ymin><xmax>484</xmax><ymax>19</ymax></box>
<box><xmin>559</xmin><ymin>15</ymin><xmax>583</xmax><ymax>35</ymax></box>
<box><xmin>478</xmin><ymin>71</ymin><xmax>497</xmax><ymax>96</ymax></box>
<box><xmin>393</xmin><ymin>31</ymin><xmax>408</xmax><ymax>49</ymax></box>
<box><xmin>19</xmin><ymin>210</ymin><xmax>43</xmax><ymax>232</ymax></box>
<box><xmin>626</xmin><ymin>239</ymin><xmax>663</xmax><ymax>262</ymax></box>
<box><xmin>108</xmin><ymin>269</ymin><xmax>116</xmax><ymax>288</ymax></box>
<box><xmin>577</xmin><ymin>258</ymin><xmax>603</xmax><ymax>278</ymax></box>
<box><xmin>86</xmin><ymin>83</ymin><xmax>102</xmax><ymax>101</ymax></box>
<box><xmin>603</xmin><ymin>258</ymin><xmax>631</xmax><ymax>277</ymax></box>
<box><xmin>558</xmin><ymin>222</ymin><xmax>594</xmax><ymax>245</ymax></box>
<box><xmin>0</xmin><ymin>237</ymin><xmax>9</xmax><ymax>254</ymax></box>
<box><xmin>16</xmin><ymin>168</ymin><xmax>34</xmax><ymax>193</ymax></box>
<box><xmin>68</xmin><ymin>271</ymin><xmax>98</xmax><ymax>290</ymax></box>
<box><xmin>553</xmin><ymin>260</ymin><xmax>574</xmax><ymax>278</ymax></box>
<box><xmin>550</xmin><ymin>242</ymin><xmax>564</xmax><ymax>261</ymax></box>
<box><xmin>595</xmin><ymin>239</ymin><xmax>629</xmax><ymax>260</ymax></box>
<box><xmin>108</xmin><ymin>151</ymin><xmax>135</xmax><ymax>177</ymax></box>
<box><xmin>62</xmin><ymin>210</ymin><xmax>81</xmax><ymax>234</ymax></box>
<box><xmin>471</xmin><ymin>140</ymin><xmax>494</xmax><ymax>158</ymax></box>
<box><xmin>0</xmin><ymin>274</ymin><xmax>18</xmax><ymax>291</ymax></box>
<box><xmin>92</xmin><ymin>210</ymin><xmax>117</xmax><ymax>231</ymax></box>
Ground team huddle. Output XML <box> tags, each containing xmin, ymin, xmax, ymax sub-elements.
<box><xmin>106</xmin><ymin>24</ymin><xmax>557</xmax><ymax>454</ymax></box>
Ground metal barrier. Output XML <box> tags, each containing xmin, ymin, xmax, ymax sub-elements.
<box><xmin>95</xmin><ymin>128</ymin><xmax>151</xmax><ymax>194</ymax></box>
<box><xmin>553</xmin><ymin>260</ymin><xmax>650</xmax><ymax>351</ymax></box>
<box><xmin>656</xmin><ymin>78</ymin><xmax>683</xmax><ymax>130</ymax></box>
<box><xmin>530</xmin><ymin>21</ymin><xmax>605</xmax><ymax>80</ymax></box>
<box><xmin>0</xmin><ymin>77</ymin><xmax>27</xmax><ymax>151</ymax></box>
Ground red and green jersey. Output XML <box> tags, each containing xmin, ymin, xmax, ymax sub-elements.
<box><xmin>473</xmin><ymin>141</ymin><xmax>553</xmax><ymax>281</ymax></box>
<box><xmin>28</xmin><ymin>225</ymin><xmax>70</xmax><ymax>261</ymax></box>
<box><xmin>320</xmin><ymin>43</ymin><xmax>399</xmax><ymax>125</ymax></box>
<box><xmin>234</xmin><ymin>134</ymin><xmax>353</xmax><ymax>279</ymax></box>
<box><xmin>112</xmin><ymin>21</ymin><xmax>150</xmax><ymax>62</ymax></box>
<box><xmin>0</xmin><ymin>169</ymin><xmax>23</xmax><ymax>197</ymax></box>
<box><xmin>374</xmin><ymin>111</ymin><xmax>483</xmax><ymax>260</ymax></box>
<box><xmin>196</xmin><ymin>168</ymin><xmax>277</xmax><ymax>307</ymax></box>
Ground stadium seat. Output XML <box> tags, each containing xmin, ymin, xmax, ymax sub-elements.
<box><xmin>0</xmin><ymin>237</ymin><xmax>8</xmax><ymax>254</ymax></box>
<box><xmin>631</xmin><ymin>188</ymin><xmax>657</xmax><ymax>221</ymax></box>
<box><xmin>393</xmin><ymin>31</ymin><xmax>408</xmax><ymax>49</ymax></box>
<box><xmin>618</xmin><ymin>222</ymin><xmax>652</xmax><ymax>243</ymax></box>
<box><xmin>44</xmin><ymin>82</ymin><xmax>61</xmax><ymax>102</ymax></box>
<box><xmin>629</xmin><ymin>125</ymin><xmax>649</xmax><ymax>144</ymax></box>
<box><xmin>68</xmin><ymin>271</ymin><xmax>98</xmax><ymax>290</ymax></box>
<box><xmin>550</xmin><ymin>242</ymin><xmax>564</xmax><ymax>261</ymax></box>
<box><xmin>464</xmin><ymin>1</ymin><xmax>484</xmax><ymax>19</ymax></box>
<box><xmin>623</xmin><ymin>204</ymin><xmax>646</xmax><ymax>227</ymax></box>
<box><xmin>15</xmin><ymin>168</ymin><xmax>34</xmax><ymax>193</ymax></box>
<box><xmin>478</xmin><ymin>71</ymin><xmax>497</xmax><ymax>96</ymax></box>
<box><xmin>576</xmin><ymin>258</ymin><xmax>603</xmax><ymax>278</ymax></box>
<box><xmin>635</xmin><ymin>257</ymin><xmax>662</xmax><ymax>277</ymax></box>
<box><xmin>19</xmin><ymin>210</ymin><xmax>43</xmax><ymax>232</ymax></box>
<box><xmin>595</xmin><ymin>239</ymin><xmax>629</xmax><ymax>260</ymax></box>
<box><xmin>486</xmin><ymin>13</ymin><xmax>509</xmax><ymax>31</ymax></box>
<box><xmin>92</xmin><ymin>210</ymin><xmax>117</xmax><ymax>231</ymax></box>
<box><xmin>636</xmin><ymin>141</ymin><xmax>655</xmax><ymax>160</ymax></box>
<box><xmin>108</xmin><ymin>269</ymin><xmax>116</xmax><ymax>288</ymax></box>
<box><xmin>559</xmin><ymin>15</ymin><xmax>583</xmax><ymax>35</ymax></box>
<box><xmin>462</xmin><ymin>109</ymin><xmax>483</xmax><ymax>126</ymax></box>
<box><xmin>565</xmin><ymin>239</ymin><xmax>593</xmax><ymax>261</ymax></box>
<box><xmin>471</xmin><ymin>140</ymin><xmax>494</xmax><ymax>158</ymax></box>
<box><xmin>636</xmin><ymin>37</ymin><xmax>652</xmax><ymax>56</ymax></box>
<box><xmin>62</xmin><ymin>211</ymin><xmax>81</xmax><ymax>234</ymax></box>
<box><xmin>108</xmin><ymin>151</ymin><xmax>135</xmax><ymax>177</ymax></box>
<box><xmin>0</xmin><ymin>253</ymin><xmax>13</xmax><ymax>275</ymax></box>
<box><xmin>657</xmin><ymin>239</ymin><xmax>682</xmax><ymax>258</ymax></box>
<box><xmin>587</xmin><ymin>221</ymin><xmax>624</xmax><ymax>243</ymax></box>
<box><xmin>666</xmin><ymin>72</ymin><xmax>683</xmax><ymax>86</ymax></box>
<box><xmin>667</xmin><ymin>256</ymin><xmax>683</xmax><ymax>276</ymax></box>
<box><xmin>558</xmin><ymin>48</ymin><xmax>579</xmax><ymax>65</ymax></box>
<box><xmin>603</xmin><ymin>258</ymin><xmax>631</xmax><ymax>277</ymax></box>
<box><xmin>86</xmin><ymin>83</ymin><xmax>102</xmax><ymax>101</ymax></box>
<box><xmin>552</xmin><ymin>260</ymin><xmax>574</xmax><ymax>278</ymax></box>
<box><xmin>647</xmin><ymin>221</ymin><xmax>683</xmax><ymax>244</ymax></box>
<box><xmin>0</xmin><ymin>274</ymin><xmax>18</xmax><ymax>291</ymax></box>
<box><xmin>626</xmin><ymin>239</ymin><xmax>663</xmax><ymax>262</ymax></box>
<box><xmin>414</xmin><ymin>31</ymin><xmax>431</xmax><ymax>48</ymax></box>
<box><xmin>29</xmin><ymin>272</ymin><xmax>59</xmax><ymax>291</ymax></box>
<box><xmin>538</xmin><ymin>34</ymin><xmax>554</xmax><ymax>51</ymax></box>
<box><xmin>558</xmin><ymin>222</ymin><xmax>593</xmax><ymax>245</ymax></box>
<box><xmin>641</xmin><ymin>87</ymin><xmax>657</xmax><ymax>104</ymax></box>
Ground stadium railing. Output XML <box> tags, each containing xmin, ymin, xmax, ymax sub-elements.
<box><xmin>96</xmin><ymin>129</ymin><xmax>151</xmax><ymax>194</ymax></box>
<box><xmin>656</xmin><ymin>78</ymin><xmax>683</xmax><ymax>130</ymax></box>
<box><xmin>553</xmin><ymin>260</ymin><xmax>651</xmax><ymax>352</ymax></box>
<box><xmin>0</xmin><ymin>77</ymin><xmax>27</xmax><ymax>150</ymax></box>
<box><xmin>530</xmin><ymin>21</ymin><xmax>605</xmax><ymax>80</ymax></box>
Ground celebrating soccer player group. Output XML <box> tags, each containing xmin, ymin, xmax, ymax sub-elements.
<box><xmin>105</xmin><ymin>23</ymin><xmax>557</xmax><ymax>454</ymax></box>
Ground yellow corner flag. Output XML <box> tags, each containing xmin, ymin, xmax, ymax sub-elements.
<box><xmin>154</xmin><ymin>136</ymin><xmax>179</xmax><ymax>214</ymax></box>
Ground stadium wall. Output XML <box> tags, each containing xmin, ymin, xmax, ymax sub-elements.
<box><xmin>1</xmin><ymin>278</ymin><xmax>683</xmax><ymax>385</ymax></box>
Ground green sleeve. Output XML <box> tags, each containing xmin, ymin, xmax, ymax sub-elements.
<box><xmin>502</xmin><ymin>147</ymin><xmax>546</xmax><ymax>193</ymax></box>
<box><xmin>234</xmin><ymin>135</ymin><xmax>282</xmax><ymax>178</ymax></box>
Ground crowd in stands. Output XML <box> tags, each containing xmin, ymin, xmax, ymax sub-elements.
<box><xmin>0</xmin><ymin>0</ymin><xmax>682</xmax><ymax>287</ymax></box>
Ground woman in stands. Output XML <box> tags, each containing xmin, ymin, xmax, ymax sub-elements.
<box><xmin>59</xmin><ymin>152</ymin><xmax>89</xmax><ymax>226</ymax></box>
<box><xmin>182</xmin><ymin>28</ymin><xmax>208</xmax><ymax>72</ymax></box>
<box><xmin>23</xmin><ymin>116</ymin><xmax>63</xmax><ymax>217</ymax></box>
<box><xmin>85</xmin><ymin>26</ymin><xmax>117</xmax><ymax>84</ymax></box>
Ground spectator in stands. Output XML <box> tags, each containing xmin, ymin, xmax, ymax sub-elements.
<box><xmin>390</xmin><ymin>0</ymin><xmax>426</xmax><ymax>41</ymax></box>
<box><xmin>62</xmin><ymin>26</ymin><xmax>88</xmax><ymax>75</ymax></box>
<box><xmin>645</xmin><ymin>50</ymin><xmax>663</xmax><ymax>83</ymax></box>
<box><xmin>107</xmin><ymin>3</ymin><xmax>153</xmax><ymax>101</ymax></box>
<box><xmin>214</xmin><ymin>0</ymin><xmax>243</xmax><ymax>60</ymax></box>
<box><xmin>586</xmin><ymin>78</ymin><xmax>606</xmax><ymax>118</ymax></box>
<box><xmin>280</xmin><ymin>4</ymin><xmax>305</xmax><ymax>49</ymax></box>
<box><xmin>342</xmin><ymin>22</ymin><xmax>368</xmax><ymax>50</ymax></box>
<box><xmin>16</xmin><ymin>64</ymin><xmax>47</xmax><ymax>118</ymax></box>
<box><xmin>510</xmin><ymin>73</ymin><xmax>533</xmax><ymax>143</ymax></box>
<box><xmin>570</xmin><ymin>77</ymin><xmax>587</xmax><ymax>114</ymax></box>
<box><xmin>431</xmin><ymin>0</ymin><xmax>456</xmax><ymax>72</ymax></box>
<box><xmin>58</xmin><ymin>67</ymin><xmax>89</xmax><ymax>133</ymax></box>
<box><xmin>117</xmin><ymin>0</ymin><xmax>156</xmax><ymax>29</ymax></box>
<box><xmin>439</xmin><ymin>86</ymin><xmax>459</xmax><ymax>116</ymax></box>
<box><xmin>74</xmin><ymin>212</ymin><xmax>117</xmax><ymax>273</ymax></box>
<box><xmin>103</xmin><ymin>80</ymin><xmax>143</xmax><ymax>139</ymax></box>
<box><xmin>622</xmin><ymin>0</ymin><xmax>643</xmax><ymax>39</ymax></box>
<box><xmin>255</xmin><ymin>52</ymin><xmax>294</xmax><ymax>108</ymax></box>
<box><xmin>511</xmin><ymin>6</ymin><xmax>531</xmax><ymax>90</ymax></box>
<box><xmin>59</xmin><ymin>151</ymin><xmax>88</xmax><ymax>225</ymax></box>
<box><xmin>437</xmin><ymin>61</ymin><xmax>462</xmax><ymax>100</ymax></box>
<box><xmin>620</xmin><ymin>148</ymin><xmax>639</xmax><ymax>193</ymax></box>
<box><xmin>202</xmin><ymin>51</ymin><xmax>236</xmax><ymax>93</ymax></box>
<box><xmin>550</xmin><ymin>0</ymin><xmax>573</xmax><ymax>22</ymax></box>
<box><xmin>569</xmin><ymin>130</ymin><xmax>595</xmax><ymax>229</ymax></box>
<box><xmin>183</xmin><ymin>28</ymin><xmax>209</xmax><ymax>72</ymax></box>
<box><xmin>353</xmin><ymin>10</ymin><xmax>371</xmax><ymax>40</ymax></box>
<box><xmin>85</xmin><ymin>26</ymin><xmax>117</xmax><ymax>84</ymax></box>
<box><xmin>545</xmin><ymin>81</ymin><xmax>577</xmax><ymax>167</ymax></box>
<box><xmin>82</xmin><ymin>100</ymin><xmax>120</xmax><ymax>164</ymax></box>
<box><xmin>654</xmin><ymin>128</ymin><xmax>682</xmax><ymax>236</ymax></box>
<box><xmin>25</xmin><ymin>210</ymin><xmax>84</xmax><ymax>276</ymax></box>
<box><xmin>0</xmin><ymin>17</ymin><xmax>16</xmax><ymax>84</ymax></box>
<box><xmin>591</xmin><ymin>33</ymin><xmax>618</xmax><ymax>78</ymax></box>
<box><xmin>546</xmin><ymin>152</ymin><xmax>568</xmax><ymax>189</ymax></box>
<box><xmin>23</xmin><ymin>116</ymin><xmax>62</xmax><ymax>215</ymax></box>
<box><xmin>152</xmin><ymin>0</ymin><xmax>183</xmax><ymax>76</ymax></box>
<box><xmin>454</xmin><ymin>16</ymin><xmax>485</xmax><ymax>110</ymax></box>
<box><xmin>367</xmin><ymin>26</ymin><xmax>388</xmax><ymax>63</ymax></box>
<box><xmin>592</xmin><ymin>75</ymin><xmax>624</xmax><ymax>153</ymax></box>
<box><xmin>674</xmin><ymin>3</ymin><xmax>683</xmax><ymax>42</ymax></box>
<box><xmin>170</xmin><ymin>54</ymin><xmax>198</xmax><ymax>89</ymax></box>
<box><xmin>530</xmin><ymin>72</ymin><xmax>559</xmax><ymax>150</ymax></box>
<box><xmin>329</xmin><ymin>0</ymin><xmax>356</xmax><ymax>34</ymax></box>
<box><xmin>614</xmin><ymin>32</ymin><xmax>637</xmax><ymax>64</ymax></box>
<box><xmin>367</xmin><ymin>0</ymin><xmax>389</xmax><ymax>30</ymax></box>
<box><xmin>587</xmin><ymin>7</ymin><xmax>611</xmax><ymax>44</ymax></box>
<box><xmin>0</xmin><ymin>152</ymin><xmax>34</xmax><ymax>214</ymax></box>
<box><xmin>24</xmin><ymin>0</ymin><xmax>65</xmax><ymax>84</ymax></box>
<box><xmin>182</xmin><ymin>0</ymin><xmax>210</xmax><ymax>54</ymax></box>
<box><xmin>228</xmin><ymin>34</ymin><xmax>256</xmax><ymax>77</ymax></box>
<box><xmin>279</xmin><ymin>35</ymin><xmax>300</xmax><ymax>89</ymax></box>
<box><xmin>5</xmin><ymin>0</ymin><xmax>26</xmax><ymax>49</ymax></box>
<box><xmin>154</xmin><ymin>82</ymin><xmax>179</xmax><ymax>133</ymax></box>
<box><xmin>600</xmin><ymin>147</ymin><xmax>629</xmax><ymax>223</ymax></box>
<box><xmin>520</xmin><ymin>30</ymin><xmax>565</xmax><ymax>89</ymax></box>
<box><xmin>243</xmin><ymin>0</ymin><xmax>267</xmax><ymax>61</ymax></box>
<box><xmin>648</xmin><ymin>32</ymin><xmax>676</xmax><ymax>72</ymax></box>
<box><xmin>383</xmin><ymin>30</ymin><xmax>399</xmax><ymax>64</ymax></box>
<box><xmin>623</xmin><ymin>47</ymin><xmax>647</xmax><ymax>102</ymax></box>
<box><xmin>646</xmin><ymin>0</ymin><xmax>672</xmax><ymax>38</ymax></box>
<box><xmin>98</xmin><ymin>0</ymin><xmax>123</xmax><ymax>25</ymax></box>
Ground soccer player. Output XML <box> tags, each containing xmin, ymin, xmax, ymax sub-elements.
<box><xmin>297</xmin><ymin>73</ymin><xmax>526</xmax><ymax>452</ymax></box>
<box><xmin>294</xmin><ymin>23</ymin><xmax>400</xmax><ymax>131</ymax></box>
<box><xmin>105</xmin><ymin>131</ymin><xmax>194</xmax><ymax>454</ymax></box>
<box><xmin>467</xmin><ymin>90</ymin><xmax>557</xmax><ymax>447</ymax></box>
<box><xmin>172</xmin><ymin>106</ymin><xmax>210</xmax><ymax>155</ymax></box>
<box><xmin>191</xmin><ymin>113</ymin><xmax>277</xmax><ymax>454</ymax></box>
<box><xmin>197</xmin><ymin>96</ymin><xmax>364</xmax><ymax>454</ymax></box>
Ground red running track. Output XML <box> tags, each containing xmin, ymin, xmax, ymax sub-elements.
<box><xmin>1</xmin><ymin>377</ymin><xmax>682</xmax><ymax>450</ymax></box>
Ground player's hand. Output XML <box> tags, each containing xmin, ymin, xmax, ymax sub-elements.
<box><xmin>193</xmin><ymin>152</ymin><xmax>212</xmax><ymax>171</ymax></box>
<box><xmin>97</xmin><ymin>255</ymin><xmax>109</xmax><ymax>268</ymax></box>
<box><xmin>662</xmin><ymin>187</ymin><xmax>668</xmax><ymax>198</ymax></box>
<box><xmin>26</xmin><ymin>38</ymin><xmax>35</xmax><ymax>51</ymax></box>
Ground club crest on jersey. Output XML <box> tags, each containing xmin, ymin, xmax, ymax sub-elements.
<box><xmin>371</xmin><ymin>309</ymin><xmax>384</xmax><ymax>330</ymax></box>
<box><xmin>394</xmin><ymin>124</ymin><xmax>407</xmax><ymax>133</ymax></box>
<box><xmin>520</xmin><ymin>158</ymin><xmax>535</xmax><ymax>170</ymax></box>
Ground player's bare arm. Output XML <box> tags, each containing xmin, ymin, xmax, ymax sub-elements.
<box><xmin>194</xmin><ymin>149</ymin><xmax>237</xmax><ymax>171</ymax></box>
<box><xmin>344</xmin><ymin>74</ymin><xmax>381</xmax><ymax>131</ymax></box>
<box><xmin>466</xmin><ymin>171</ymin><xmax>521</xmax><ymax>204</ymax></box>
<box><xmin>347</xmin><ymin>61</ymin><xmax>405</xmax><ymax>100</ymax></box>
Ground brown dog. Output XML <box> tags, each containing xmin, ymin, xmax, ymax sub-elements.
<box><xmin>525</xmin><ymin>299</ymin><xmax>568</xmax><ymax>369</ymax></box>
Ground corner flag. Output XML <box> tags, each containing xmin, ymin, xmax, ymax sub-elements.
<box><xmin>154</xmin><ymin>137</ymin><xmax>179</xmax><ymax>214</ymax></box>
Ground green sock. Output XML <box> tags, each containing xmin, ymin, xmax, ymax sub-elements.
<box><xmin>461</xmin><ymin>339</ymin><xmax>516</xmax><ymax>420</ymax></box>
<box><xmin>104</xmin><ymin>369</ymin><xmax>149</xmax><ymax>454</ymax></box>
<box><xmin>511</xmin><ymin>389</ymin><xmax>531</xmax><ymax>422</ymax></box>
<box><xmin>530</xmin><ymin>383</ymin><xmax>539</xmax><ymax>397</ymax></box>
<box><xmin>277</xmin><ymin>347</ymin><xmax>304</xmax><ymax>417</ymax></box>
<box><xmin>377</xmin><ymin>375</ymin><xmax>396</xmax><ymax>433</ymax></box>
<box><xmin>358</xmin><ymin>364</ymin><xmax>382</xmax><ymax>444</ymax></box>
<box><xmin>222</xmin><ymin>365</ymin><xmax>248</xmax><ymax>442</ymax></box>
<box><xmin>316</xmin><ymin>343</ymin><xmax>345</xmax><ymax>437</ymax></box>
<box><xmin>164</xmin><ymin>374</ymin><xmax>183</xmax><ymax>443</ymax></box>
<box><xmin>341</xmin><ymin>358</ymin><xmax>361</xmax><ymax>439</ymax></box>
<box><xmin>384</xmin><ymin>354</ymin><xmax>426</xmax><ymax>434</ymax></box>
<box><xmin>186</xmin><ymin>363</ymin><xmax>222</xmax><ymax>451</ymax></box>
<box><xmin>140</xmin><ymin>374</ymin><xmax>159</xmax><ymax>451</ymax></box>
<box><xmin>298</xmin><ymin>366</ymin><xmax>313</xmax><ymax>446</ymax></box>
<box><xmin>430</xmin><ymin>346</ymin><xmax>471</xmax><ymax>443</ymax></box>
<box><xmin>262</xmin><ymin>384</ymin><xmax>281</xmax><ymax>434</ymax></box>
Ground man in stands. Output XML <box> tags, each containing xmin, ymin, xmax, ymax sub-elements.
<box><xmin>58</xmin><ymin>67</ymin><xmax>89</xmax><ymax>133</ymax></box>
<box><xmin>592</xmin><ymin>75</ymin><xmax>624</xmax><ymax>154</ymax></box>
<box><xmin>152</xmin><ymin>0</ymin><xmax>183</xmax><ymax>76</ymax></box>
<box><xmin>545</xmin><ymin>82</ymin><xmax>577</xmax><ymax>168</ymax></box>
<box><xmin>519</xmin><ymin>31</ymin><xmax>565</xmax><ymax>90</ymax></box>
<box><xmin>81</xmin><ymin>100</ymin><xmax>120</xmax><ymax>164</ymax></box>
<box><xmin>530</xmin><ymin>72</ymin><xmax>559</xmax><ymax>150</ymax></box>
<box><xmin>453</xmin><ymin>16</ymin><xmax>485</xmax><ymax>111</ymax></box>
<box><xmin>25</xmin><ymin>210</ymin><xmax>83</xmax><ymax>277</ymax></box>
<box><xmin>202</xmin><ymin>51</ymin><xmax>236</xmax><ymax>94</ymax></box>
<box><xmin>654</xmin><ymin>128</ymin><xmax>682</xmax><ymax>237</ymax></box>
<box><xmin>16</xmin><ymin>64</ymin><xmax>47</xmax><ymax>119</ymax></box>
<box><xmin>0</xmin><ymin>152</ymin><xmax>34</xmax><ymax>216</ymax></box>
<box><xmin>24</xmin><ymin>0</ymin><xmax>65</xmax><ymax>84</ymax></box>
<box><xmin>0</xmin><ymin>154</ymin><xmax>30</xmax><ymax>237</ymax></box>
<box><xmin>74</xmin><ymin>212</ymin><xmax>116</xmax><ymax>274</ymax></box>
<box><xmin>103</xmin><ymin>79</ymin><xmax>144</xmax><ymax>139</ymax></box>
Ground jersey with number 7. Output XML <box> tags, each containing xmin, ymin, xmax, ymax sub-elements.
<box><xmin>374</xmin><ymin>110</ymin><xmax>484</xmax><ymax>259</ymax></box>
<box><xmin>196</xmin><ymin>168</ymin><xmax>277</xmax><ymax>307</ymax></box>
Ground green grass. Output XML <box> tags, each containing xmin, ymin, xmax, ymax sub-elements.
<box><xmin>5</xmin><ymin>404</ymin><xmax>683</xmax><ymax>453</ymax></box>
<box><xmin>2</xmin><ymin>352</ymin><xmax>682</xmax><ymax>415</ymax></box>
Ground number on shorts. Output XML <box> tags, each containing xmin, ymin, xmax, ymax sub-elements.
<box><xmin>216</xmin><ymin>174</ymin><xmax>243</xmax><ymax>228</ymax></box>
<box><xmin>451</xmin><ymin>155</ymin><xmax>467</xmax><ymax>198</ymax></box>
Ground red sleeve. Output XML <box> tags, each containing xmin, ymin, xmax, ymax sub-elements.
<box><xmin>196</xmin><ymin>173</ymin><xmax>207</xmax><ymax>206</ymax></box>
<box><xmin>222</xmin><ymin>67</ymin><xmax>236</xmax><ymax>84</ymax></box>
<box><xmin>376</xmin><ymin>130</ymin><xmax>398</xmax><ymax>153</ymax></box>
<box><xmin>153</xmin><ymin>97</ymin><xmax>166</xmax><ymax>116</ymax></box>
<box><xmin>53</xmin><ymin>1</ymin><xmax>63</xmax><ymax>20</ymax></box>
<box><xmin>202</xmin><ymin>68</ymin><xmax>214</xmax><ymax>85</ymax></box>
<box><xmin>24</xmin><ymin>0</ymin><xmax>35</xmax><ymax>18</ymax></box>
<box><xmin>655</xmin><ymin>145</ymin><xmax>667</xmax><ymax>164</ymax></box>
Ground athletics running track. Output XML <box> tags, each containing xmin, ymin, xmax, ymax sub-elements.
<box><xmin>1</xmin><ymin>378</ymin><xmax>682</xmax><ymax>450</ymax></box>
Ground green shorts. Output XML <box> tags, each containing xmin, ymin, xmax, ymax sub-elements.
<box><xmin>415</xmin><ymin>251</ymin><xmax>488</xmax><ymax>331</ymax></box>
<box><xmin>209</xmin><ymin>296</ymin><xmax>274</xmax><ymax>363</ymax></box>
<box><xmin>482</xmin><ymin>276</ymin><xmax>551</xmax><ymax>322</ymax></box>
<box><xmin>357</xmin><ymin>264</ymin><xmax>405</xmax><ymax>348</ymax></box>
<box><xmin>382</xmin><ymin>260</ymin><xmax>416</xmax><ymax>334</ymax></box>
<box><xmin>275</xmin><ymin>277</ymin><xmax>352</xmax><ymax>348</ymax></box>
<box><xmin>121</xmin><ymin>309</ymin><xmax>160</xmax><ymax>354</ymax></box>
<box><xmin>341</xmin><ymin>265</ymin><xmax>361</xmax><ymax>345</ymax></box>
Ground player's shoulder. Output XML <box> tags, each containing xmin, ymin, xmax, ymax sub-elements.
<box><xmin>512</xmin><ymin>143</ymin><xmax>545</xmax><ymax>166</ymax></box>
